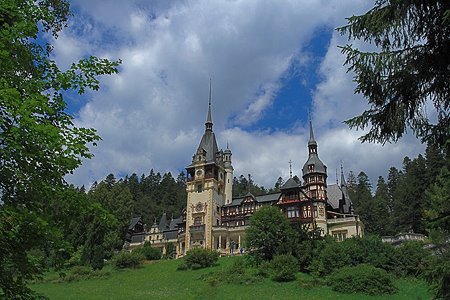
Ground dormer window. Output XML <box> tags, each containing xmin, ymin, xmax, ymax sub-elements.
<box><xmin>308</xmin><ymin>164</ymin><xmax>314</xmax><ymax>172</ymax></box>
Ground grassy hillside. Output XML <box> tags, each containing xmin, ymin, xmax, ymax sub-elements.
<box><xmin>32</xmin><ymin>257</ymin><xmax>432</xmax><ymax>300</ymax></box>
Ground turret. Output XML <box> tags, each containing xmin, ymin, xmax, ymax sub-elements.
<box><xmin>301</xmin><ymin>119</ymin><xmax>328</xmax><ymax>234</ymax></box>
<box><xmin>223</xmin><ymin>143</ymin><xmax>233</xmax><ymax>205</ymax></box>
<box><xmin>302</xmin><ymin>120</ymin><xmax>327</xmax><ymax>197</ymax></box>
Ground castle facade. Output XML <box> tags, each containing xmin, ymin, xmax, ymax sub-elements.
<box><xmin>126</xmin><ymin>87</ymin><xmax>364</xmax><ymax>257</ymax></box>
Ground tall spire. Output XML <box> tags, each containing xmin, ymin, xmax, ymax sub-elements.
<box><xmin>289</xmin><ymin>160</ymin><xmax>293</xmax><ymax>178</ymax></box>
<box><xmin>308</xmin><ymin>116</ymin><xmax>317</xmax><ymax>146</ymax></box>
<box><xmin>205</xmin><ymin>78</ymin><xmax>213</xmax><ymax>131</ymax></box>
<box><xmin>340</xmin><ymin>161</ymin><xmax>346</xmax><ymax>187</ymax></box>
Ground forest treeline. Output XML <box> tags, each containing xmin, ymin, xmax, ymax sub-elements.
<box><xmin>348</xmin><ymin>144</ymin><xmax>448</xmax><ymax>236</ymax></box>
<box><xmin>84</xmin><ymin>143</ymin><xmax>448</xmax><ymax>246</ymax></box>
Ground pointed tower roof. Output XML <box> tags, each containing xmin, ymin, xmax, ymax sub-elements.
<box><xmin>308</xmin><ymin>119</ymin><xmax>317</xmax><ymax>146</ymax></box>
<box><xmin>194</xmin><ymin>80</ymin><xmax>219</xmax><ymax>164</ymax></box>
<box><xmin>205</xmin><ymin>78</ymin><xmax>213</xmax><ymax>131</ymax></box>
<box><xmin>159</xmin><ymin>212</ymin><xmax>168</xmax><ymax>231</ymax></box>
<box><xmin>302</xmin><ymin>120</ymin><xmax>327</xmax><ymax>176</ymax></box>
<box><xmin>340</xmin><ymin>161</ymin><xmax>347</xmax><ymax>187</ymax></box>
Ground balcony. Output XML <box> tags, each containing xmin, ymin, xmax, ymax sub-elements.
<box><xmin>327</xmin><ymin>216</ymin><xmax>357</xmax><ymax>224</ymax></box>
<box><xmin>189</xmin><ymin>224</ymin><xmax>205</xmax><ymax>234</ymax></box>
<box><xmin>189</xmin><ymin>224</ymin><xmax>205</xmax><ymax>241</ymax></box>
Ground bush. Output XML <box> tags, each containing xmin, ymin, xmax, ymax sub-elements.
<box><xmin>327</xmin><ymin>264</ymin><xmax>397</xmax><ymax>295</ymax></box>
<box><xmin>271</xmin><ymin>254</ymin><xmax>298</xmax><ymax>282</ymax></box>
<box><xmin>59</xmin><ymin>266</ymin><xmax>111</xmax><ymax>282</ymax></box>
<box><xmin>112</xmin><ymin>251</ymin><xmax>144</xmax><ymax>269</ymax></box>
<box><xmin>176</xmin><ymin>261</ymin><xmax>188</xmax><ymax>271</ymax></box>
<box><xmin>67</xmin><ymin>247</ymin><xmax>84</xmax><ymax>267</ymax></box>
<box><xmin>309</xmin><ymin>235</ymin><xmax>397</xmax><ymax>276</ymax></box>
<box><xmin>393</xmin><ymin>241</ymin><xmax>431</xmax><ymax>277</ymax></box>
<box><xmin>297</xmin><ymin>275</ymin><xmax>324</xmax><ymax>289</ymax></box>
<box><xmin>70</xmin><ymin>265</ymin><xmax>92</xmax><ymax>276</ymax></box>
<box><xmin>184</xmin><ymin>248</ymin><xmax>219</xmax><ymax>269</ymax></box>
<box><xmin>203</xmin><ymin>257</ymin><xmax>260</xmax><ymax>286</ymax></box>
<box><xmin>136</xmin><ymin>244</ymin><xmax>161</xmax><ymax>260</ymax></box>
<box><xmin>254</xmin><ymin>260</ymin><xmax>272</xmax><ymax>278</ymax></box>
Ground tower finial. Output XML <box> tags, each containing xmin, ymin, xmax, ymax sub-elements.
<box><xmin>340</xmin><ymin>160</ymin><xmax>346</xmax><ymax>187</ymax></box>
<box><xmin>289</xmin><ymin>160</ymin><xmax>293</xmax><ymax>178</ymax></box>
<box><xmin>205</xmin><ymin>78</ymin><xmax>213</xmax><ymax>131</ymax></box>
<box><xmin>308</xmin><ymin>113</ymin><xmax>317</xmax><ymax>147</ymax></box>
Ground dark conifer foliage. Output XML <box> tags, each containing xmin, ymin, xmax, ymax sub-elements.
<box><xmin>347</xmin><ymin>143</ymin><xmax>449</xmax><ymax>236</ymax></box>
<box><xmin>88</xmin><ymin>170</ymin><xmax>187</xmax><ymax>228</ymax></box>
<box><xmin>232</xmin><ymin>174</ymin><xmax>268</xmax><ymax>197</ymax></box>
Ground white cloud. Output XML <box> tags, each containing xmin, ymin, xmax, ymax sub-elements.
<box><xmin>310</xmin><ymin>32</ymin><xmax>426</xmax><ymax>186</ymax></box>
<box><xmin>56</xmin><ymin>0</ymin><xmax>426</xmax><ymax>191</ymax></box>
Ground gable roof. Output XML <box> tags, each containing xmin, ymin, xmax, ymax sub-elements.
<box><xmin>281</xmin><ymin>177</ymin><xmax>300</xmax><ymax>190</ymax></box>
<box><xmin>224</xmin><ymin>192</ymin><xmax>281</xmax><ymax>207</ymax></box>
<box><xmin>327</xmin><ymin>184</ymin><xmax>353</xmax><ymax>213</ymax></box>
<box><xmin>159</xmin><ymin>213</ymin><xmax>168</xmax><ymax>231</ymax></box>
<box><xmin>327</xmin><ymin>184</ymin><xmax>342</xmax><ymax>210</ymax></box>
<box><xmin>128</xmin><ymin>216</ymin><xmax>142</xmax><ymax>230</ymax></box>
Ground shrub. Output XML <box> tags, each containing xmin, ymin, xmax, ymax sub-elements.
<box><xmin>309</xmin><ymin>235</ymin><xmax>397</xmax><ymax>276</ymax></box>
<box><xmin>271</xmin><ymin>254</ymin><xmax>298</xmax><ymax>282</ymax></box>
<box><xmin>60</xmin><ymin>266</ymin><xmax>111</xmax><ymax>282</ymax></box>
<box><xmin>254</xmin><ymin>260</ymin><xmax>272</xmax><ymax>278</ymax></box>
<box><xmin>297</xmin><ymin>275</ymin><xmax>324</xmax><ymax>289</ymax></box>
<box><xmin>70</xmin><ymin>265</ymin><xmax>92</xmax><ymax>276</ymax></box>
<box><xmin>185</xmin><ymin>248</ymin><xmax>219</xmax><ymax>269</ymax></box>
<box><xmin>203</xmin><ymin>257</ymin><xmax>260</xmax><ymax>286</ymax></box>
<box><xmin>393</xmin><ymin>241</ymin><xmax>431</xmax><ymax>277</ymax></box>
<box><xmin>67</xmin><ymin>247</ymin><xmax>84</xmax><ymax>267</ymax></box>
<box><xmin>190</xmin><ymin>263</ymin><xmax>203</xmax><ymax>270</ymax></box>
<box><xmin>327</xmin><ymin>264</ymin><xmax>397</xmax><ymax>295</ymax></box>
<box><xmin>112</xmin><ymin>251</ymin><xmax>144</xmax><ymax>269</ymax></box>
<box><xmin>176</xmin><ymin>261</ymin><xmax>188</xmax><ymax>271</ymax></box>
<box><xmin>136</xmin><ymin>244</ymin><xmax>161</xmax><ymax>260</ymax></box>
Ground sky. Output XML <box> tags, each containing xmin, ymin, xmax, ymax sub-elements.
<box><xmin>49</xmin><ymin>0</ymin><xmax>426</xmax><ymax>190</ymax></box>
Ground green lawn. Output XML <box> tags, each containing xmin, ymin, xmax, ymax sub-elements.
<box><xmin>32</xmin><ymin>257</ymin><xmax>432</xmax><ymax>300</ymax></box>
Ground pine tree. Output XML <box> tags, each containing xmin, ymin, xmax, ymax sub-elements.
<box><xmin>387</xmin><ymin>167</ymin><xmax>401</xmax><ymax>213</ymax></box>
<box><xmin>392</xmin><ymin>156</ymin><xmax>428</xmax><ymax>233</ymax></box>
<box><xmin>338</xmin><ymin>0</ymin><xmax>450</xmax><ymax>147</ymax></box>
<box><xmin>352</xmin><ymin>172</ymin><xmax>375</xmax><ymax>233</ymax></box>
<box><xmin>347</xmin><ymin>171</ymin><xmax>357</xmax><ymax>193</ymax></box>
<box><xmin>372</xmin><ymin>176</ymin><xmax>392</xmax><ymax>235</ymax></box>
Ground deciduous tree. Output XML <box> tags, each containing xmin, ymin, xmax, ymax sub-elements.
<box><xmin>245</xmin><ymin>206</ymin><xmax>293</xmax><ymax>261</ymax></box>
<box><xmin>0</xmin><ymin>0</ymin><xmax>120</xmax><ymax>296</ymax></box>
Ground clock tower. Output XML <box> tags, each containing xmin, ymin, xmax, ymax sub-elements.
<box><xmin>184</xmin><ymin>82</ymin><xmax>231</xmax><ymax>252</ymax></box>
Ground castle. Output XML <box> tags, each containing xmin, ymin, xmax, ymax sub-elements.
<box><xmin>125</xmin><ymin>86</ymin><xmax>364</xmax><ymax>257</ymax></box>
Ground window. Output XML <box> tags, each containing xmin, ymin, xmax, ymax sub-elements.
<box><xmin>287</xmin><ymin>206</ymin><xmax>299</xmax><ymax>218</ymax></box>
<box><xmin>303</xmin><ymin>206</ymin><xmax>312</xmax><ymax>218</ymax></box>
<box><xmin>197</xmin><ymin>184</ymin><xmax>202</xmax><ymax>193</ymax></box>
<box><xmin>332</xmin><ymin>231</ymin><xmax>348</xmax><ymax>241</ymax></box>
<box><xmin>194</xmin><ymin>217</ymin><xmax>202</xmax><ymax>225</ymax></box>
